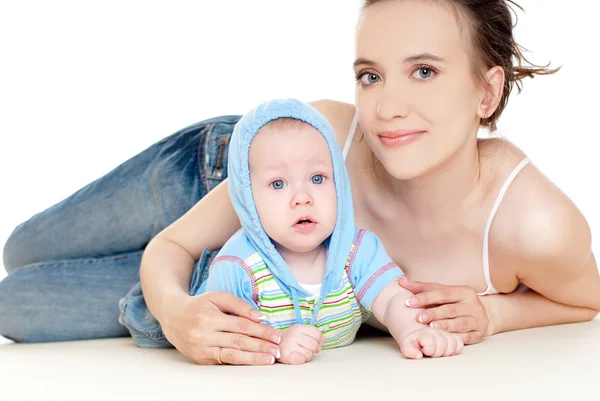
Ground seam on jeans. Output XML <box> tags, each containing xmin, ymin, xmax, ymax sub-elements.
<box><xmin>118</xmin><ymin>283</ymin><xmax>168</xmax><ymax>341</ymax></box>
<box><xmin>215</xmin><ymin>140</ymin><xmax>225</xmax><ymax>172</ymax></box>
<box><xmin>10</xmin><ymin>251</ymin><xmax>144</xmax><ymax>273</ymax></box>
<box><xmin>146</xmin><ymin>332</ymin><xmax>167</xmax><ymax>340</ymax></box>
<box><xmin>200</xmin><ymin>123</ymin><xmax>234</xmax><ymax>186</ymax></box>
<box><xmin>189</xmin><ymin>249</ymin><xmax>211</xmax><ymax>295</ymax></box>
<box><xmin>196</xmin><ymin>123</ymin><xmax>214</xmax><ymax>195</ymax></box>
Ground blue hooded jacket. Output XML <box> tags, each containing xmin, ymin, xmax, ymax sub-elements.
<box><xmin>204</xmin><ymin>99</ymin><xmax>403</xmax><ymax>328</ymax></box>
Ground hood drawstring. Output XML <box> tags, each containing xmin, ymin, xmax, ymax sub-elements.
<box><xmin>289</xmin><ymin>273</ymin><xmax>334</xmax><ymax>327</ymax></box>
<box><xmin>291</xmin><ymin>288</ymin><xmax>303</xmax><ymax>324</ymax></box>
<box><xmin>309</xmin><ymin>273</ymin><xmax>331</xmax><ymax>326</ymax></box>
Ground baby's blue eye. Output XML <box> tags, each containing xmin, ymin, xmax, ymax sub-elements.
<box><xmin>271</xmin><ymin>180</ymin><xmax>286</xmax><ymax>190</ymax></box>
<box><xmin>311</xmin><ymin>175</ymin><xmax>325</xmax><ymax>185</ymax></box>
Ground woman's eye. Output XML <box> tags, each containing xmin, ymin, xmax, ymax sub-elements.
<box><xmin>311</xmin><ymin>174</ymin><xmax>325</xmax><ymax>185</ymax></box>
<box><xmin>360</xmin><ymin>73</ymin><xmax>381</xmax><ymax>85</ymax></box>
<box><xmin>412</xmin><ymin>67</ymin><xmax>435</xmax><ymax>80</ymax></box>
<box><xmin>270</xmin><ymin>180</ymin><xmax>287</xmax><ymax>190</ymax></box>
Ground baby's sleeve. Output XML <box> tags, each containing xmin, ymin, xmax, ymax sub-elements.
<box><xmin>205</xmin><ymin>256</ymin><xmax>258</xmax><ymax>309</ymax></box>
<box><xmin>349</xmin><ymin>230</ymin><xmax>405</xmax><ymax>312</ymax></box>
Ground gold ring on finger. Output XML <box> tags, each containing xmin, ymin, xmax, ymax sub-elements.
<box><xmin>217</xmin><ymin>346</ymin><xmax>224</xmax><ymax>365</ymax></box>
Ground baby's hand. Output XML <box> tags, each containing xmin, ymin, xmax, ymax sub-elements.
<box><xmin>400</xmin><ymin>327</ymin><xmax>464</xmax><ymax>359</ymax></box>
<box><xmin>278</xmin><ymin>324</ymin><xmax>324</xmax><ymax>365</ymax></box>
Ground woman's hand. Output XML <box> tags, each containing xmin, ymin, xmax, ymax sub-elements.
<box><xmin>160</xmin><ymin>291</ymin><xmax>282</xmax><ymax>365</ymax></box>
<box><xmin>398</xmin><ymin>277</ymin><xmax>492</xmax><ymax>344</ymax></box>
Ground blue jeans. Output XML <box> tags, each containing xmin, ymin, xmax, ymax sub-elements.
<box><xmin>0</xmin><ymin>115</ymin><xmax>241</xmax><ymax>347</ymax></box>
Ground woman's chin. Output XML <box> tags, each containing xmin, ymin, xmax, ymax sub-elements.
<box><xmin>375</xmin><ymin>158</ymin><xmax>431</xmax><ymax>181</ymax></box>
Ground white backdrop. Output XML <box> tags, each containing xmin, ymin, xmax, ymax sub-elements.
<box><xmin>1</xmin><ymin>0</ymin><xmax>599</xmax><ymax>280</ymax></box>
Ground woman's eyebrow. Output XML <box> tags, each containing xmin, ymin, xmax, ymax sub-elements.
<box><xmin>353</xmin><ymin>53</ymin><xmax>446</xmax><ymax>68</ymax></box>
<box><xmin>403</xmin><ymin>53</ymin><xmax>446</xmax><ymax>64</ymax></box>
<box><xmin>353</xmin><ymin>58</ymin><xmax>377</xmax><ymax>68</ymax></box>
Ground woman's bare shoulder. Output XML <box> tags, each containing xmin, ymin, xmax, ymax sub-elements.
<box><xmin>486</xmin><ymin>138</ymin><xmax>592</xmax><ymax>277</ymax></box>
<box><xmin>309</xmin><ymin>99</ymin><xmax>356</xmax><ymax>148</ymax></box>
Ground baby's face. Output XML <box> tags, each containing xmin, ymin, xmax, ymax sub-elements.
<box><xmin>249</xmin><ymin>121</ymin><xmax>337</xmax><ymax>254</ymax></box>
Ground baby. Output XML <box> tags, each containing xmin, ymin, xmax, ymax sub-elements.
<box><xmin>201</xmin><ymin>98</ymin><xmax>463</xmax><ymax>364</ymax></box>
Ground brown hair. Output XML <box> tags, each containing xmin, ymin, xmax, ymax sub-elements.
<box><xmin>362</xmin><ymin>0</ymin><xmax>559</xmax><ymax>132</ymax></box>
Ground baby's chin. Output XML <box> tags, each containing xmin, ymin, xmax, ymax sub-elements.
<box><xmin>272</xmin><ymin>238</ymin><xmax>326</xmax><ymax>255</ymax></box>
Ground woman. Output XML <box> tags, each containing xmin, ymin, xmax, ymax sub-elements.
<box><xmin>2</xmin><ymin>0</ymin><xmax>599</xmax><ymax>365</ymax></box>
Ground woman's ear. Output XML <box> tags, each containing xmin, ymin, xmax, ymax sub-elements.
<box><xmin>478</xmin><ymin>66</ymin><xmax>505</xmax><ymax>119</ymax></box>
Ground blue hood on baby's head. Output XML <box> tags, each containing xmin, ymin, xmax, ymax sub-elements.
<box><xmin>228</xmin><ymin>99</ymin><xmax>356</xmax><ymax>323</ymax></box>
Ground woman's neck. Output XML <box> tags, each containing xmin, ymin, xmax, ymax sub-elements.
<box><xmin>383</xmin><ymin>136</ymin><xmax>484</xmax><ymax>221</ymax></box>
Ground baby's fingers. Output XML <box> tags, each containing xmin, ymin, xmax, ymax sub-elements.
<box><xmin>442</xmin><ymin>333</ymin><xmax>458</xmax><ymax>356</ymax></box>
<box><xmin>298</xmin><ymin>332</ymin><xmax>320</xmax><ymax>353</ymax></box>
<box><xmin>437</xmin><ymin>332</ymin><xmax>464</xmax><ymax>357</ymax></box>
<box><xmin>317</xmin><ymin>334</ymin><xmax>325</xmax><ymax>353</ymax></box>
<box><xmin>281</xmin><ymin>351</ymin><xmax>307</xmax><ymax>365</ymax></box>
<box><xmin>420</xmin><ymin>331</ymin><xmax>447</xmax><ymax>358</ymax></box>
<box><xmin>399</xmin><ymin>336</ymin><xmax>424</xmax><ymax>359</ymax></box>
<box><xmin>451</xmin><ymin>334</ymin><xmax>464</xmax><ymax>355</ymax></box>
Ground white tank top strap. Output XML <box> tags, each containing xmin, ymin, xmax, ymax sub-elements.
<box><xmin>479</xmin><ymin>157</ymin><xmax>532</xmax><ymax>296</ymax></box>
<box><xmin>342</xmin><ymin>111</ymin><xmax>359</xmax><ymax>161</ymax></box>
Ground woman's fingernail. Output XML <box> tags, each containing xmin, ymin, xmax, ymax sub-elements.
<box><xmin>399</xmin><ymin>276</ymin><xmax>407</xmax><ymax>282</ymax></box>
<box><xmin>251</xmin><ymin>310</ymin><xmax>265</xmax><ymax>320</ymax></box>
<box><xmin>429</xmin><ymin>322</ymin><xmax>438</xmax><ymax>328</ymax></box>
<box><xmin>419</xmin><ymin>313</ymin><xmax>429</xmax><ymax>324</ymax></box>
<box><xmin>270</xmin><ymin>348</ymin><xmax>281</xmax><ymax>359</ymax></box>
<box><xmin>405</xmin><ymin>297</ymin><xmax>417</xmax><ymax>307</ymax></box>
<box><xmin>271</xmin><ymin>334</ymin><xmax>281</xmax><ymax>345</ymax></box>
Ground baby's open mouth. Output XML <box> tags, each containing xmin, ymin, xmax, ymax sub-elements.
<box><xmin>294</xmin><ymin>217</ymin><xmax>316</xmax><ymax>226</ymax></box>
<box><xmin>293</xmin><ymin>217</ymin><xmax>317</xmax><ymax>233</ymax></box>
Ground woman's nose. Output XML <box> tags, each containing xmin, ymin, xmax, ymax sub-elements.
<box><xmin>376</xmin><ymin>84</ymin><xmax>410</xmax><ymax>121</ymax></box>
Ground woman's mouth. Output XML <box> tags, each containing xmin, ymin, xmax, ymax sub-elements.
<box><xmin>378</xmin><ymin>130</ymin><xmax>426</xmax><ymax>147</ymax></box>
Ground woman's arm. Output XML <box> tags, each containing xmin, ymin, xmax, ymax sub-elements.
<box><xmin>400</xmin><ymin>168</ymin><xmax>600</xmax><ymax>342</ymax></box>
<box><xmin>487</xmin><ymin>167</ymin><xmax>600</xmax><ymax>331</ymax></box>
<box><xmin>482</xmin><ymin>284</ymin><xmax>598</xmax><ymax>336</ymax></box>
<box><xmin>397</xmin><ymin>275</ymin><xmax>598</xmax><ymax>344</ymax></box>
<box><xmin>141</xmin><ymin>179</ymin><xmax>242</xmax><ymax>319</ymax></box>
<box><xmin>485</xmin><ymin>201</ymin><xmax>600</xmax><ymax>333</ymax></box>
<box><xmin>140</xmin><ymin>179</ymin><xmax>282</xmax><ymax>365</ymax></box>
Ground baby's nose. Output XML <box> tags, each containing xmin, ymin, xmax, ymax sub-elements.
<box><xmin>291</xmin><ymin>191</ymin><xmax>313</xmax><ymax>207</ymax></box>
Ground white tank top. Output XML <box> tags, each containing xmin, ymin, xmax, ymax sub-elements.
<box><xmin>342</xmin><ymin>112</ymin><xmax>531</xmax><ymax>296</ymax></box>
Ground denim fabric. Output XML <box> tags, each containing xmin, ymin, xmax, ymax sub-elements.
<box><xmin>0</xmin><ymin>115</ymin><xmax>240</xmax><ymax>344</ymax></box>
<box><xmin>117</xmin><ymin>248</ymin><xmax>217</xmax><ymax>348</ymax></box>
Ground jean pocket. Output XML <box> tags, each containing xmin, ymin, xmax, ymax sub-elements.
<box><xmin>198</xmin><ymin>119</ymin><xmax>238</xmax><ymax>194</ymax></box>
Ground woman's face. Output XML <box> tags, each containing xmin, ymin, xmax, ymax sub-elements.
<box><xmin>354</xmin><ymin>0</ymin><xmax>484</xmax><ymax>180</ymax></box>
